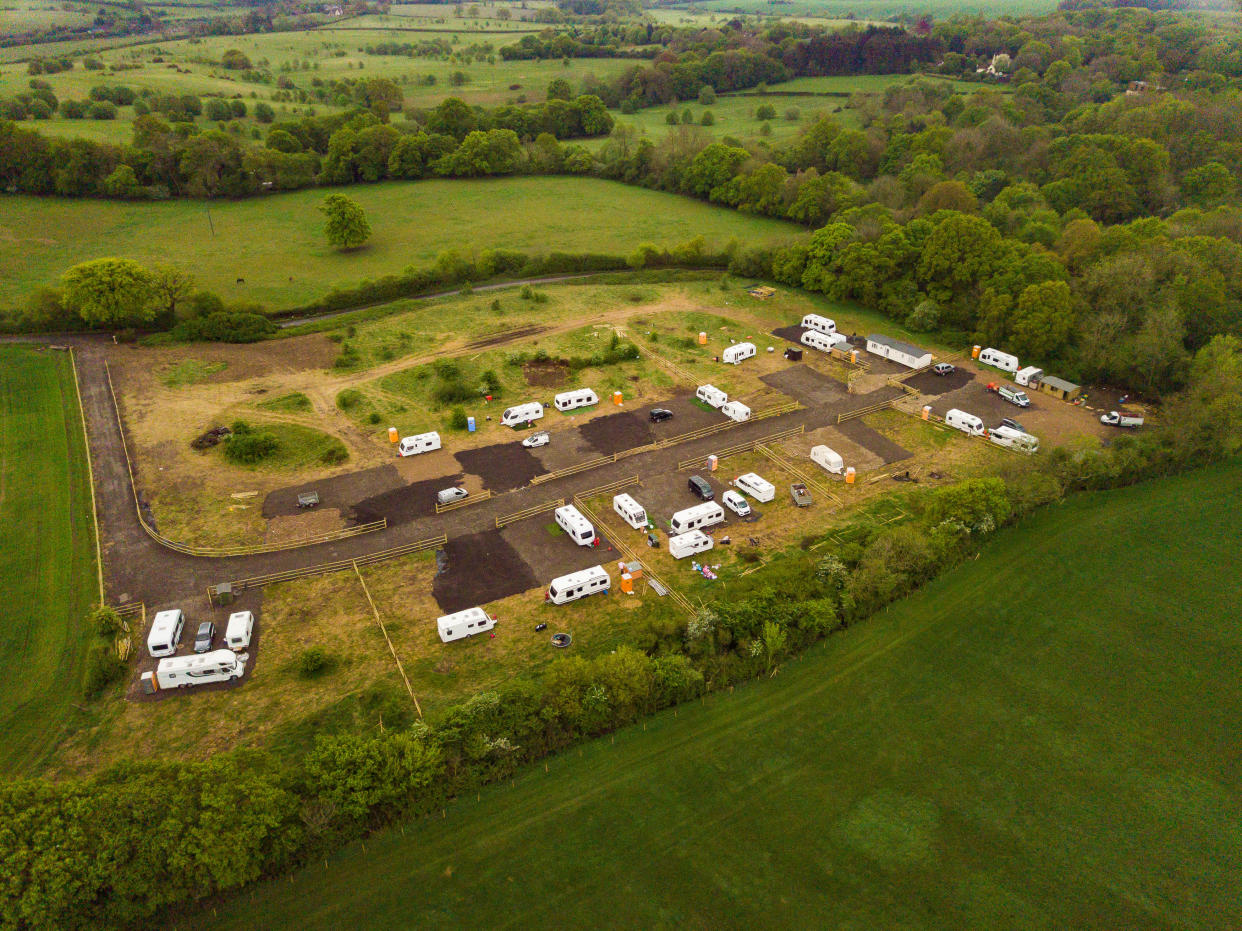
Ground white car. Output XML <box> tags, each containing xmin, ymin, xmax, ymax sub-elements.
<box><xmin>522</xmin><ymin>431</ymin><xmax>550</xmax><ymax>448</ymax></box>
<box><xmin>436</xmin><ymin>487</ymin><xmax>468</xmax><ymax>505</ymax></box>
<box><xmin>722</xmin><ymin>489</ymin><xmax>751</xmax><ymax>517</ymax></box>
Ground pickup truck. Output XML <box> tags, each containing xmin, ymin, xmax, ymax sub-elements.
<box><xmin>1100</xmin><ymin>411</ymin><xmax>1144</xmax><ymax>428</ymax></box>
<box><xmin>790</xmin><ymin>483</ymin><xmax>813</xmax><ymax>507</ymax></box>
<box><xmin>986</xmin><ymin>382</ymin><xmax>1031</xmax><ymax>408</ymax></box>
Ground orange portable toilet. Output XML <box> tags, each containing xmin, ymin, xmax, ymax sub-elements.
<box><xmin>620</xmin><ymin>573</ymin><xmax>634</xmax><ymax>594</ymax></box>
<box><xmin>972</xmin><ymin>345</ymin><xmax>981</xmax><ymax>359</ymax></box>
<box><xmin>708</xmin><ymin>454</ymin><xmax>718</xmax><ymax>472</ymax></box>
<box><xmin>922</xmin><ymin>405</ymin><xmax>931</xmax><ymax>421</ymax></box>
<box><xmin>698</xmin><ymin>331</ymin><xmax>707</xmax><ymax>345</ymax></box>
<box><xmin>845</xmin><ymin>467</ymin><xmax>856</xmax><ymax>485</ymax></box>
<box><xmin>388</xmin><ymin>426</ymin><xmax>399</xmax><ymax>443</ymax></box>
<box><xmin>613</xmin><ymin>390</ymin><xmax>623</xmax><ymax>406</ymax></box>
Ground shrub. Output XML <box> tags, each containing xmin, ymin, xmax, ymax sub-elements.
<box><xmin>90</xmin><ymin>605</ymin><xmax>123</xmax><ymax>638</ymax></box>
<box><xmin>756</xmin><ymin>103</ymin><xmax>776</xmax><ymax>120</ymax></box>
<box><xmin>83</xmin><ymin>643</ymin><xmax>126</xmax><ymax>697</ymax></box>
<box><xmin>224</xmin><ymin>430</ymin><xmax>280</xmax><ymax>465</ymax></box>
<box><xmin>701</xmin><ymin>110</ymin><xmax>715</xmax><ymax>126</ymax></box>
<box><xmin>297</xmin><ymin>646</ymin><xmax>331</xmax><ymax>677</ymax></box>
<box><xmin>785</xmin><ymin>107</ymin><xmax>800</xmax><ymax>120</ymax></box>
<box><xmin>698</xmin><ymin>85</ymin><xmax>716</xmax><ymax>105</ymax></box>
<box><xmin>320</xmin><ymin>445</ymin><xmax>348</xmax><ymax>465</ymax></box>
<box><xmin>336</xmin><ymin>388</ymin><xmax>364</xmax><ymax>410</ymax></box>
<box><xmin>171</xmin><ymin>311</ymin><xmax>275</xmax><ymax>343</ymax></box>
<box><xmin>449</xmin><ymin>407</ymin><xmax>469</xmax><ymax>430</ymax></box>
<box><xmin>367</xmin><ymin>412</ymin><xmax>382</xmax><ymax>424</ymax></box>
<box><xmin>89</xmin><ymin>101</ymin><xmax>117</xmax><ymax>120</ymax></box>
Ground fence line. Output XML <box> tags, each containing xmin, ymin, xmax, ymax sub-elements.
<box><xmin>836</xmin><ymin>398</ymin><xmax>894</xmax><ymax>424</ymax></box>
<box><xmin>353</xmin><ymin>562</ymin><xmax>422</xmax><ymax>719</ymax></box>
<box><xmin>574</xmin><ymin>475</ymin><xmax>640</xmax><ymax>502</ymax></box>
<box><xmin>496</xmin><ymin>498</ymin><xmax>564</xmax><ymax>528</ymax></box>
<box><xmin>754</xmin><ymin>444</ymin><xmax>840</xmax><ymax>504</ymax></box>
<box><xmin>529</xmin><ymin>454</ymin><xmax>615</xmax><ymax>485</ymax></box>
<box><xmin>434</xmin><ymin>489</ymin><xmax>492</xmax><ymax>514</ymax></box>
<box><xmin>70</xmin><ymin>351</ymin><xmax>106</xmax><ymax>603</ymax></box>
<box><xmin>675</xmin><ymin>424</ymin><xmax>805</xmax><ymax>471</ymax></box>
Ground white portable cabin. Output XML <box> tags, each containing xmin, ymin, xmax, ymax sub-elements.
<box><xmin>1015</xmin><ymin>366</ymin><xmax>1043</xmax><ymax>388</ymax></box>
<box><xmin>801</xmin><ymin>330</ymin><xmax>848</xmax><ymax>354</ymax></box>
<box><xmin>670</xmin><ymin>501</ymin><xmax>725</xmax><ymax>535</ymax></box>
<box><xmin>669</xmin><ymin>530</ymin><xmax>714</xmax><ymax>560</ymax></box>
<box><xmin>989</xmin><ymin>425</ymin><xmax>1039</xmax><ymax>453</ymax></box>
<box><xmin>945</xmin><ymin>408</ymin><xmax>986</xmax><ymax>436</ymax></box>
<box><xmin>696</xmin><ymin>384</ymin><xmax>728</xmax><ymax>409</ymax></box>
<box><xmin>155</xmin><ymin>649</ymin><xmax>245</xmax><ymax>689</ymax></box>
<box><xmin>553</xmin><ymin>388</ymin><xmax>598</xmax><ymax>412</ymax></box>
<box><xmin>224</xmin><ymin>611</ymin><xmax>253</xmax><ymax>650</ymax></box>
<box><xmin>398</xmin><ymin>431</ymin><xmax>442</xmax><ymax>457</ymax></box>
<box><xmin>546</xmin><ymin>565</ymin><xmax>611</xmax><ymax>604</ymax></box>
<box><xmin>437</xmin><ymin>606</ymin><xmax>497</xmax><ymax>643</ymax></box>
<box><xmin>147</xmin><ymin>609</ymin><xmax>185</xmax><ymax>658</ymax></box>
<box><xmin>722</xmin><ymin>342</ymin><xmax>757</xmax><ymax>365</ymax></box>
<box><xmin>801</xmin><ymin>313</ymin><xmax>837</xmax><ymax>335</ymax></box>
<box><xmin>612</xmin><ymin>493</ymin><xmax>648</xmax><ymax>530</ymax></box>
<box><xmin>501</xmin><ymin>402</ymin><xmax>545</xmax><ymax>427</ymax></box>
<box><xmin>810</xmin><ymin>445</ymin><xmax>844</xmax><ymax>475</ymax></box>
<box><xmin>979</xmin><ymin>347</ymin><xmax>1019</xmax><ymax>374</ymax></box>
<box><xmin>554</xmin><ymin>504</ymin><xmax>597</xmax><ymax>547</ymax></box>
<box><xmin>734</xmin><ymin>472</ymin><xmax>775</xmax><ymax>503</ymax></box>
<box><xmin>866</xmin><ymin>334</ymin><xmax>933</xmax><ymax>369</ymax></box>
<box><xmin>721</xmin><ymin>401</ymin><xmax>751</xmax><ymax>423</ymax></box>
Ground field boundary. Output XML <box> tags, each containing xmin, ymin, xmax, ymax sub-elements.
<box><xmin>496</xmin><ymin>498</ymin><xmax>564</xmax><ymax>528</ymax></box>
<box><xmin>675</xmin><ymin>424</ymin><xmax>805</xmax><ymax>470</ymax></box>
<box><xmin>69</xmin><ymin>350</ymin><xmax>105</xmax><ymax>603</ymax></box>
<box><xmin>755</xmin><ymin>443</ymin><xmax>840</xmax><ymax>504</ymax></box>
<box><xmin>353</xmin><ymin>562</ymin><xmax>422</xmax><ymax>719</ymax></box>
<box><xmin>575</xmin><ymin>475</ymin><xmax>641</xmax><ymax>502</ymax></box>
<box><xmin>837</xmin><ymin>398</ymin><xmax>894</xmax><ymax>424</ymax></box>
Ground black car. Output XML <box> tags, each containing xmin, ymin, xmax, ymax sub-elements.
<box><xmin>649</xmin><ymin>408</ymin><xmax>674</xmax><ymax>423</ymax></box>
<box><xmin>194</xmin><ymin>621</ymin><xmax>215</xmax><ymax>653</ymax></box>
<box><xmin>688</xmin><ymin>475</ymin><xmax>714</xmax><ymax>501</ymax></box>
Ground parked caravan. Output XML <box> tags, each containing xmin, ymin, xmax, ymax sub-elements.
<box><xmin>722</xmin><ymin>342</ymin><xmax>757</xmax><ymax>365</ymax></box>
<box><xmin>722</xmin><ymin>489</ymin><xmax>751</xmax><ymax>517</ymax></box>
<box><xmin>696</xmin><ymin>384</ymin><xmax>728</xmax><ymax>409</ymax></box>
<box><xmin>801</xmin><ymin>330</ymin><xmax>848</xmax><ymax>354</ymax></box>
<box><xmin>546</xmin><ymin>565</ymin><xmax>611</xmax><ymax>604</ymax></box>
<box><xmin>224</xmin><ymin>611</ymin><xmax>253</xmax><ymax>651</ymax></box>
<box><xmin>553</xmin><ymin>388</ymin><xmax>598</xmax><ymax>412</ymax></box>
<box><xmin>501</xmin><ymin>402</ymin><xmax>544</xmax><ymax>427</ymax></box>
<box><xmin>810</xmin><ymin>445</ymin><xmax>844</xmax><ymax>475</ymax></box>
<box><xmin>978</xmin><ymin>347</ymin><xmax>1019</xmax><ymax>373</ymax></box>
<box><xmin>721</xmin><ymin>401</ymin><xmax>751</xmax><ymax>423</ymax></box>
<box><xmin>437</xmin><ymin>607</ymin><xmax>497</xmax><ymax>643</ymax></box>
<box><xmin>669</xmin><ymin>530</ymin><xmax>714</xmax><ymax>560</ymax></box>
<box><xmin>155</xmin><ymin>649</ymin><xmax>246</xmax><ymax>689</ymax></box>
<box><xmin>670</xmin><ymin>501</ymin><xmax>725</xmax><ymax>535</ymax></box>
<box><xmin>800</xmin><ymin>313</ymin><xmax>837</xmax><ymax>335</ymax></box>
<box><xmin>945</xmin><ymin>408</ymin><xmax>986</xmax><ymax>436</ymax></box>
<box><xmin>612</xmin><ymin>493</ymin><xmax>648</xmax><ymax>530</ymax></box>
<box><xmin>734</xmin><ymin>472</ymin><xmax>775</xmax><ymax>503</ymax></box>
<box><xmin>988</xmin><ymin>425</ymin><xmax>1039</xmax><ymax>453</ymax></box>
<box><xmin>554</xmin><ymin>504</ymin><xmax>598</xmax><ymax>547</ymax></box>
<box><xmin>147</xmin><ymin>609</ymin><xmax>185</xmax><ymax>658</ymax></box>
<box><xmin>398</xmin><ymin>431</ymin><xmax>442</xmax><ymax>457</ymax></box>
<box><xmin>1015</xmin><ymin>366</ymin><xmax>1044</xmax><ymax>388</ymax></box>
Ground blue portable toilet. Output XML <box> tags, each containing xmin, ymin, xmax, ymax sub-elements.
<box><xmin>467</xmin><ymin>416</ymin><xmax>476</xmax><ymax>432</ymax></box>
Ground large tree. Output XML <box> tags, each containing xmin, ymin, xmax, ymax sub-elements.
<box><xmin>319</xmin><ymin>194</ymin><xmax>371</xmax><ymax>251</ymax></box>
<box><xmin>62</xmin><ymin>258</ymin><xmax>155</xmax><ymax>326</ymax></box>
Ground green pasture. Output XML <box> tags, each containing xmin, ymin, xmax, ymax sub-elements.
<box><xmin>663</xmin><ymin>0</ymin><xmax>1060</xmax><ymax>18</ymax></box>
<box><xmin>203</xmin><ymin>460</ymin><xmax>1242</xmax><ymax>929</ymax></box>
<box><xmin>0</xmin><ymin>347</ymin><xmax>99</xmax><ymax>776</ymax></box>
<box><xmin>0</xmin><ymin>177</ymin><xmax>802</xmax><ymax>311</ymax></box>
<box><xmin>1</xmin><ymin>2</ymin><xmax>96</xmax><ymax>31</ymax></box>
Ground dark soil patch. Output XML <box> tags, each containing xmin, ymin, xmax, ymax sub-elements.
<box><xmin>835</xmin><ymin>419</ymin><xmax>911</xmax><ymax>465</ymax></box>
<box><xmin>351</xmin><ymin>473</ymin><xmax>464</xmax><ymax>525</ymax></box>
<box><xmin>464</xmin><ymin>324</ymin><xmax>547</xmax><ymax>352</ymax></box>
<box><xmin>904</xmin><ymin>367</ymin><xmax>973</xmax><ymax>396</ymax></box>
<box><xmin>578</xmin><ymin>409</ymin><xmax>653</xmax><ymax>456</ymax></box>
<box><xmin>771</xmin><ymin>324</ymin><xmax>806</xmax><ymax>345</ymax></box>
<box><xmin>761</xmin><ymin>366</ymin><xmax>847</xmax><ymax>407</ymax></box>
<box><xmin>455</xmin><ymin>443</ymin><xmax>545</xmax><ymax>492</ymax></box>
<box><xmin>524</xmin><ymin>358</ymin><xmax>569</xmax><ymax>387</ymax></box>
<box><xmin>264</xmin><ymin>463</ymin><xmax>404</xmax><ymax>520</ymax></box>
<box><xmin>432</xmin><ymin>531</ymin><xmax>538</xmax><ymax>613</ymax></box>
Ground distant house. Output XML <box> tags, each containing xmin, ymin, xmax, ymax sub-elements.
<box><xmin>1038</xmin><ymin>375</ymin><xmax>1082</xmax><ymax>402</ymax></box>
<box><xmin>866</xmin><ymin>334</ymin><xmax>933</xmax><ymax>370</ymax></box>
<box><xmin>322</xmin><ymin>4</ymin><xmax>343</xmax><ymax>15</ymax></box>
<box><xmin>976</xmin><ymin>53</ymin><xmax>1011</xmax><ymax>80</ymax></box>
<box><xmin>1126</xmin><ymin>80</ymin><xmax>1162</xmax><ymax>96</ymax></box>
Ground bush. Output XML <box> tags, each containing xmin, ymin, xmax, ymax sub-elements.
<box><xmin>756</xmin><ymin>103</ymin><xmax>776</xmax><ymax>120</ymax></box>
<box><xmin>83</xmin><ymin>643</ymin><xmax>126</xmax><ymax>697</ymax></box>
<box><xmin>89</xmin><ymin>101</ymin><xmax>116</xmax><ymax>120</ymax></box>
<box><xmin>698</xmin><ymin>85</ymin><xmax>716</xmax><ymax>105</ymax></box>
<box><xmin>320</xmin><ymin>445</ymin><xmax>348</xmax><ymax>465</ymax></box>
<box><xmin>449</xmin><ymin>407</ymin><xmax>469</xmax><ymax>430</ymax></box>
<box><xmin>224</xmin><ymin>430</ymin><xmax>280</xmax><ymax>465</ymax></box>
<box><xmin>337</xmin><ymin>388</ymin><xmax>364</xmax><ymax>410</ymax></box>
<box><xmin>91</xmin><ymin>605</ymin><xmax>123</xmax><ymax>638</ymax></box>
<box><xmin>298</xmin><ymin>646</ymin><xmax>331</xmax><ymax>677</ymax></box>
<box><xmin>784</xmin><ymin>107</ymin><xmax>800</xmax><ymax>121</ymax></box>
<box><xmin>171</xmin><ymin>311</ymin><xmax>275</xmax><ymax>343</ymax></box>
<box><xmin>701</xmin><ymin>110</ymin><xmax>715</xmax><ymax>126</ymax></box>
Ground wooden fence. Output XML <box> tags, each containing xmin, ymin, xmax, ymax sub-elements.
<box><xmin>836</xmin><ymin>398</ymin><xmax>895</xmax><ymax>424</ymax></box>
<box><xmin>754</xmin><ymin>444</ymin><xmax>840</xmax><ymax>504</ymax></box>
<box><xmin>496</xmin><ymin>498</ymin><xmax>564</xmax><ymax>529</ymax></box>
<box><xmin>434</xmin><ymin>489</ymin><xmax>492</xmax><ymax>514</ymax></box>
<box><xmin>675</xmin><ymin>424</ymin><xmax>805</xmax><ymax>471</ymax></box>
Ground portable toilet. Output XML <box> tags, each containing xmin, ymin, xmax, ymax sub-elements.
<box><xmin>612</xmin><ymin>390</ymin><xmax>623</xmax><ymax>406</ymax></box>
<box><xmin>845</xmin><ymin>467</ymin><xmax>856</xmax><ymax>484</ymax></box>
<box><xmin>387</xmin><ymin>426</ymin><xmax>398</xmax><ymax>444</ymax></box>
<box><xmin>620</xmin><ymin>573</ymin><xmax>633</xmax><ymax>594</ymax></box>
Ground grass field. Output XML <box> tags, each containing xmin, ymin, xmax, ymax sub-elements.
<box><xmin>0</xmin><ymin>347</ymin><xmax>99</xmax><ymax>776</ymax></box>
<box><xmin>202</xmin><ymin>460</ymin><xmax>1242</xmax><ymax>929</ymax></box>
<box><xmin>0</xmin><ymin>177</ymin><xmax>802</xmax><ymax>311</ymax></box>
<box><xmin>662</xmin><ymin>0</ymin><xmax>1059</xmax><ymax>17</ymax></box>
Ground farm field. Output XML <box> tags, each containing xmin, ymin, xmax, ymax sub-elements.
<box><xmin>659</xmin><ymin>0</ymin><xmax>1060</xmax><ymax>17</ymax></box>
<box><xmin>0</xmin><ymin>347</ymin><xmax>99</xmax><ymax>776</ymax></box>
<box><xmin>0</xmin><ymin>177</ymin><xmax>803</xmax><ymax>311</ymax></box>
<box><xmin>200</xmin><ymin>458</ymin><xmax>1242</xmax><ymax>930</ymax></box>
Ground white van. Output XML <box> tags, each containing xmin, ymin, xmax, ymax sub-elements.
<box><xmin>224</xmin><ymin>611</ymin><xmax>253</xmax><ymax>651</ymax></box>
<box><xmin>546</xmin><ymin>565</ymin><xmax>611</xmax><ymax>604</ymax></box>
<box><xmin>801</xmin><ymin>330</ymin><xmax>848</xmax><ymax>354</ymax></box>
<box><xmin>722</xmin><ymin>489</ymin><xmax>751</xmax><ymax>517</ymax></box>
<box><xmin>696</xmin><ymin>384</ymin><xmax>728</xmax><ymax>409</ymax></box>
<box><xmin>979</xmin><ymin>348</ymin><xmax>1019</xmax><ymax>373</ymax></box>
<box><xmin>721</xmin><ymin>401</ymin><xmax>751</xmax><ymax>423</ymax></box>
<box><xmin>155</xmin><ymin>649</ymin><xmax>245</xmax><ymax>689</ymax></box>
<box><xmin>612</xmin><ymin>493</ymin><xmax>648</xmax><ymax>530</ymax></box>
<box><xmin>722</xmin><ymin>342</ymin><xmax>757</xmax><ymax>365</ymax></box>
<box><xmin>810</xmin><ymin>445</ymin><xmax>844</xmax><ymax>475</ymax></box>
<box><xmin>945</xmin><ymin>408</ymin><xmax>986</xmax><ymax>436</ymax></box>
<box><xmin>989</xmin><ymin>425</ymin><xmax>1039</xmax><ymax>453</ymax></box>
<box><xmin>670</xmin><ymin>501</ymin><xmax>725</xmax><ymax>535</ymax></box>
<box><xmin>147</xmin><ymin>609</ymin><xmax>185</xmax><ymax>658</ymax></box>
<box><xmin>501</xmin><ymin>402</ymin><xmax>545</xmax><ymax>428</ymax></box>
<box><xmin>669</xmin><ymin>530</ymin><xmax>714</xmax><ymax>560</ymax></box>
<box><xmin>734</xmin><ymin>472</ymin><xmax>775</xmax><ymax>503</ymax></box>
<box><xmin>553</xmin><ymin>388</ymin><xmax>598</xmax><ymax>412</ymax></box>
<box><xmin>801</xmin><ymin>313</ymin><xmax>837</xmax><ymax>335</ymax></box>
<box><xmin>554</xmin><ymin>504</ymin><xmax>598</xmax><ymax>547</ymax></box>
<box><xmin>398</xmin><ymin>431</ymin><xmax>442</xmax><ymax>457</ymax></box>
<box><xmin>437</xmin><ymin>606</ymin><xmax>496</xmax><ymax>643</ymax></box>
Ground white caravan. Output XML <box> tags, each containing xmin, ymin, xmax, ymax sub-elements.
<box><xmin>398</xmin><ymin>431</ymin><xmax>442</xmax><ymax>457</ymax></box>
<box><xmin>734</xmin><ymin>472</ymin><xmax>775</xmax><ymax>503</ymax></box>
<box><xmin>669</xmin><ymin>530</ymin><xmax>714</xmax><ymax>560</ymax></box>
<box><xmin>501</xmin><ymin>402</ymin><xmax>545</xmax><ymax>427</ymax></box>
<box><xmin>801</xmin><ymin>330</ymin><xmax>848</xmax><ymax>354</ymax></box>
<box><xmin>670</xmin><ymin>501</ymin><xmax>725</xmax><ymax>535</ymax></box>
<box><xmin>810</xmin><ymin>445</ymin><xmax>844</xmax><ymax>475</ymax></box>
<box><xmin>554</xmin><ymin>504</ymin><xmax>598</xmax><ymax>547</ymax></box>
<box><xmin>988</xmin><ymin>426</ymin><xmax>1039</xmax><ymax>453</ymax></box>
<box><xmin>800</xmin><ymin>313</ymin><xmax>837</xmax><ymax>335</ymax></box>
<box><xmin>722</xmin><ymin>342</ymin><xmax>757</xmax><ymax>365</ymax></box>
<box><xmin>721</xmin><ymin>401</ymin><xmax>751</xmax><ymax>423</ymax></box>
<box><xmin>612</xmin><ymin>493</ymin><xmax>648</xmax><ymax>530</ymax></box>
<box><xmin>155</xmin><ymin>649</ymin><xmax>246</xmax><ymax>689</ymax></box>
<box><xmin>437</xmin><ymin>607</ymin><xmax>497</xmax><ymax>643</ymax></box>
<box><xmin>147</xmin><ymin>609</ymin><xmax>185</xmax><ymax>658</ymax></box>
<box><xmin>224</xmin><ymin>611</ymin><xmax>254</xmax><ymax>650</ymax></box>
<box><xmin>979</xmin><ymin>348</ymin><xmax>1019</xmax><ymax>373</ymax></box>
<box><xmin>1015</xmin><ymin>366</ymin><xmax>1043</xmax><ymax>387</ymax></box>
<box><xmin>553</xmin><ymin>388</ymin><xmax>598</xmax><ymax>412</ymax></box>
<box><xmin>546</xmin><ymin>565</ymin><xmax>611</xmax><ymax>604</ymax></box>
<box><xmin>696</xmin><ymin>384</ymin><xmax>728</xmax><ymax>409</ymax></box>
<box><xmin>945</xmin><ymin>408</ymin><xmax>986</xmax><ymax>436</ymax></box>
